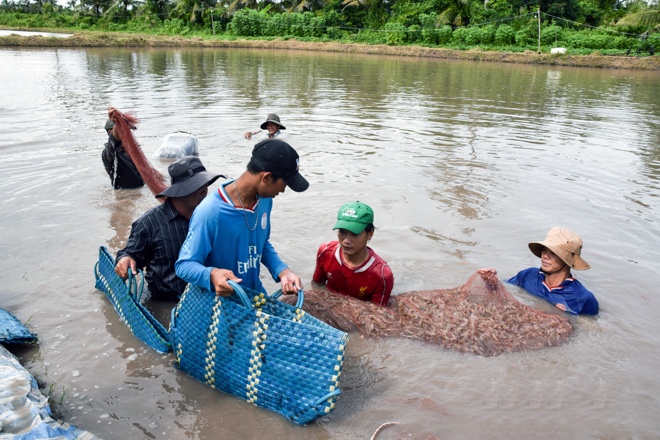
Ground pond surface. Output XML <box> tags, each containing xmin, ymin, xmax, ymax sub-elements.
<box><xmin>0</xmin><ymin>46</ymin><xmax>659</xmax><ymax>439</ymax></box>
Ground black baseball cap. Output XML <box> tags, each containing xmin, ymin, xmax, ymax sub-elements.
<box><xmin>248</xmin><ymin>139</ymin><xmax>309</xmax><ymax>192</ymax></box>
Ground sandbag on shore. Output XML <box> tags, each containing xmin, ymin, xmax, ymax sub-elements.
<box><xmin>1</xmin><ymin>306</ymin><xmax>99</xmax><ymax>440</ymax></box>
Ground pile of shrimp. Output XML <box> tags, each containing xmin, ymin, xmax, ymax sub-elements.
<box><xmin>288</xmin><ymin>272</ymin><xmax>572</xmax><ymax>357</ymax></box>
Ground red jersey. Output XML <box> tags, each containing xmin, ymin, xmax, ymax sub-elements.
<box><xmin>312</xmin><ymin>241</ymin><xmax>393</xmax><ymax>306</ymax></box>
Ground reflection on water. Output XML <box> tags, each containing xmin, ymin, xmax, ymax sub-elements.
<box><xmin>104</xmin><ymin>190</ymin><xmax>146</xmax><ymax>249</ymax></box>
<box><xmin>1</xmin><ymin>46</ymin><xmax>659</xmax><ymax>439</ymax></box>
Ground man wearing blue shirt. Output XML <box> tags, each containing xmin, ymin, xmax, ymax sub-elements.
<box><xmin>176</xmin><ymin>139</ymin><xmax>309</xmax><ymax>296</ymax></box>
<box><xmin>480</xmin><ymin>227</ymin><xmax>599</xmax><ymax>315</ymax></box>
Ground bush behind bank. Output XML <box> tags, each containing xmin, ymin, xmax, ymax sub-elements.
<box><xmin>0</xmin><ymin>9</ymin><xmax>657</xmax><ymax>57</ymax></box>
<box><xmin>3</xmin><ymin>30</ymin><xmax>659</xmax><ymax>71</ymax></box>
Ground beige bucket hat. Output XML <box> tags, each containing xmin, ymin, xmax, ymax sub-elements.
<box><xmin>528</xmin><ymin>227</ymin><xmax>591</xmax><ymax>270</ymax></box>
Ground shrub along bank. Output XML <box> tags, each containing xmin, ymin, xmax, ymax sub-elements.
<box><xmin>1</xmin><ymin>5</ymin><xmax>658</xmax><ymax>58</ymax></box>
<box><xmin>1</xmin><ymin>30</ymin><xmax>659</xmax><ymax>71</ymax></box>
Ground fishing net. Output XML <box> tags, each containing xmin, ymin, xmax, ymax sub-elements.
<box><xmin>285</xmin><ymin>272</ymin><xmax>573</xmax><ymax>357</ymax></box>
<box><xmin>108</xmin><ymin>108</ymin><xmax>167</xmax><ymax>197</ymax></box>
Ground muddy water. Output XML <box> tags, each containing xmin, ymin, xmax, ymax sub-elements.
<box><xmin>1</xmin><ymin>46</ymin><xmax>659</xmax><ymax>439</ymax></box>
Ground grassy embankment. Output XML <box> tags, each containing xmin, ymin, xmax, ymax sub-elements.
<box><xmin>1</xmin><ymin>28</ymin><xmax>659</xmax><ymax>70</ymax></box>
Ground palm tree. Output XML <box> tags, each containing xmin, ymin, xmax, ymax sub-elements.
<box><xmin>83</xmin><ymin>0</ymin><xmax>113</xmax><ymax>17</ymax></box>
<box><xmin>171</xmin><ymin>0</ymin><xmax>213</xmax><ymax>23</ymax></box>
<box><xmin>144</xmin><ymin>0</ymin><xmax>168</xmax><ymax>18</ymax></box>
<box><xmin>340</xmin><ymin>0</ymin><xmax>390</xmax><ymax>28</ymax></box>
<box><xmin>223</xmin><ymin>0</ymin><xmax>262</xmax><ymax>15</ymax></box>
<box><xmin>616</xmin><ymin>10</ymin><xmax>660</xmax><ymax>28</ymax></box>
<box><xmin>105</xmin><ymin>0</ymin><xmax>134</xmax><ymax>16</ymax></box>
<box><xmin>436</xmin><ymin>0</ymin><xmax>471</xmax><ymax>27</ymax></box>
<box><xmin>288</xmin><ymin>0</ymin><xmax>327</xmax><ymax>13</ymax></box>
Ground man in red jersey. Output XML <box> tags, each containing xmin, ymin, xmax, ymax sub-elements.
<box><xmin>312</xmin><ymin>201</ymin><xmax>393</xmax><ymax>306</ymax></box>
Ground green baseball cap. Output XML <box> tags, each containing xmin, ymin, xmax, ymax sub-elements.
<box><xmin>333</xmin><ymin>201</ymin><xmax>374</xmax><ymax>234</ymax></box>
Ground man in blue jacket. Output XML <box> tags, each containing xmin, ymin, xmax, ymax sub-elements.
<box><xmin>175</xmin><ymin>139</ymin><xmax>309</xmax><ymax>296</ymax></box>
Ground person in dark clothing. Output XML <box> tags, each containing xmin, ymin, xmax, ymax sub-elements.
<box><xmin>102</xmin><ymin>118</ymin><xmax>144</xmax><ymax>189</ymax></box>
<box><xmin>115</xmin><ymin>157</ymin><xmax>225</xmax><ymax>301</ymax></box>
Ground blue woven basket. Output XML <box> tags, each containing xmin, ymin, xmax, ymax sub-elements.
<box><xmin>170</xmin><ymin>281</ymin><xmax>349</xmax><ymax>425</ymax></box>
<box><xmin>0</xmin><ymin>307</ymin><xmax>36</xmax><ymax>344</ymax></box>
<box><xmin>94</xmin><ymin>246</ymin><xmax>171</xmax><ymax>353</ymax></box>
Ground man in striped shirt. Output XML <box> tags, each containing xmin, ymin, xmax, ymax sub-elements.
<box><xmin>115</xmin><ymin>157</ymin><xmax>225</xmax><ymax>301</ymax></box>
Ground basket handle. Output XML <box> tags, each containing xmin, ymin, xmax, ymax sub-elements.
<box><xmin>127</xmin><ymin>269</ymin><xmax>144</xmax><ymax>302</ymax></box>
<box><xmin>270</xmin><ymin>288</ymin><xmax>304</xmax><ymax>309</ymax></box>
<box><xmin>313</xmin><ymin>389</ymin><xmax>342</xmax><ymax>407</ymax></box>
<box><xmin>226</xmin><ymin>280</ymin><xmax>254</xmax><ymax>309</ymax></box>
<box><xmin>93</xmin><ymin>257</ymin><xmax>144</xmax><ymax>302</ymax></box>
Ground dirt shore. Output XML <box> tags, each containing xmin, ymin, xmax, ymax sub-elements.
<box><xmin>2</xmin><ymin>29</ymin><xmax>659</xmax><ymax>71</ymax></box>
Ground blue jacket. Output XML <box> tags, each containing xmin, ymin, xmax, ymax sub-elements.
<box><xmin>175</xmin><ymin>181</ymin><xmax>287</xmax><ymax>294</ymax></box>
<box><xmin>507</xmin><ymin>267</ymin><xmax>599</xmax><ymax>315</ymax></box>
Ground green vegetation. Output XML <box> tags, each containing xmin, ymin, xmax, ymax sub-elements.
<box><xmin>1</xmin><ymin>0</ymin><xmax>658</xmax><ymax>55</ymax></box>
<box><xmin>32</xmin><ymin>365</ymin><xmax>67</xmax><ymax>420</ymax></box>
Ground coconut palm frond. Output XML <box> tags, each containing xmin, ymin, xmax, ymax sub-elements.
<box><xmin>190</xmin><ymin>1</ymin><xmax>200</xmax><ymax>23</ymax></box>
<box><xmin>226</xmin><ymin>0</ymin><xmax>241</xmax><ymax>14</ymax></box>
<box><xmin>436</xmin><ymin>8</ymin><xmax>455</xmax><ymax>26</ymax></box>
<box><xmin>102</xmin><ymin>0</ymin><xmax>121</xmax><ymax>16</ymax></box>
<box><xmin>295</xmin><ymin>0</ymin><xmax>310</xmax><ymax>12</ymax></box>
<box><xmin>341</xmin><ymin>0</ymin><xmax>361</xmax><ymax>11</ymax></box>
<box><xmin>616</xmin><ymin>10</ymin><xmax>660</xmax><ymax>27</ymax></box>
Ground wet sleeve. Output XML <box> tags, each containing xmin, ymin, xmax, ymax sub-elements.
<box><xmin>101</xmin><ymin>142</ymin><xmax>115</xmax><ymax>181</ymax></box>
<box><xmin>261</xmin><ymin>239</ymin><xmax>287</xmax><ymax>283</ymax></box>
<box><xmin>507</xmin><ymin>269</ymin><xmax>529</xmax><ymax>286</ymax></box>
<box><xmin>312</xmin><ymin>243</ymin><xmax>329</xmax><ymax>285</ymax></box>
<box><xmin>580</xmin><ymin>294</ymin><xmax>599</xmax><ymax>315</ymax></box>
<box><xmin>116</xmin><ymin>218</ymin><xmax>150</xmax><ymax>269</ymax></box>
<box><xmin>371</xmin><ymin>263</ymin><xmax>394</xmax><ymax>307</ymax></box>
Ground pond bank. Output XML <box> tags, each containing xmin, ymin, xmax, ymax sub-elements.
<box><xmin>1</xmin><ymin>29</ymin><xmax>659</xmax><ymax>71</ymax></box>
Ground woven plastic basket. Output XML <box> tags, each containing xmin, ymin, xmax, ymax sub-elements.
<box><xmin>0</xmin><ymin>308</ymin><xmax>36</xmax><ymax>344</ymax></box>
<box><xmin>94</xmin><ymin>246</ymin><xmax>171</xmax><ymax>353</ymax></box>
<box><xmin>170</xmin><ymin>281</ymin><xmax>349</xmax><ymax>425</ymax></box>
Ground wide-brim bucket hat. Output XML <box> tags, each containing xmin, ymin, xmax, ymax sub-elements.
<box><xmin>260</xmin><ymin>113</ymin><xmax>286</xmax><ymax>130</ymax></box>
<box><xmin>156</xmin><ymin>156</ymin><xmax>225</xmax><ymax>198</ymax></box>
<box><xmin>528</xmin><ymin>227</ymin><xmax>590</xmax><ymax>270</ymax></box>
